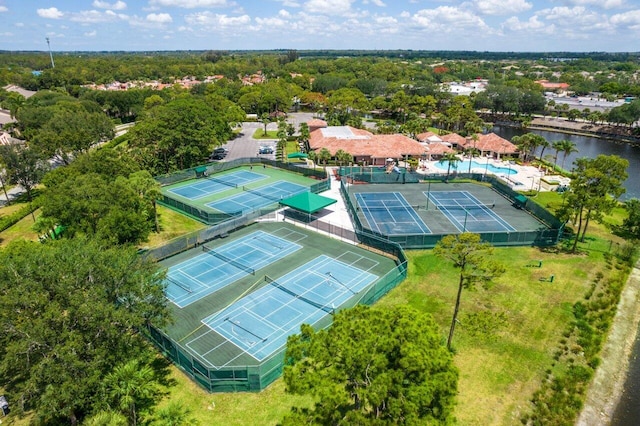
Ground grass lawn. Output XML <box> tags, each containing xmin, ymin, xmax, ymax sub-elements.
<box><xmin>0</xmin><ymin>207</ymin><xmax>41</xmax><ymax>247</ymax></box>
<box><xmin>1</xmin><ymin>188</ymin><xmax>632</xmax><ymax>425</ymax></box>
<box><xmin>142</xmin><ymin>205</ymin><xmax>207</xmax><ymax>248</ymax></box>
<box><xmin>153</xmin><ymin>366</ymin><xmax>313</xmax><ymax>425</ymax></box>
<box><xmin>378</xmin><ymin>245</ymin><xmax>606</xmax><ymax>425</ymax></box>
<box><xmin>252</xmin><ymin>129</ymin><xmax>279</xmax><ymax>139</ymax></box>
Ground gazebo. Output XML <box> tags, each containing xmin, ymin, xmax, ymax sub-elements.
<box><xmin>279</xmin><ymin>192</ymin><xmax>337</xmax><ymax>222</ymax></box>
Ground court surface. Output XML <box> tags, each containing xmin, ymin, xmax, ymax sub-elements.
<box><xmin>168</xmin><ymin>170</ymin><xmax>267</xmax><ymax>200</ymax></box>
<box><xmin>426</xmin><ymin>190</ymin><xmax>516</xmax><ymax>233</ymax></box>
<box><xmin>194</xmin><ymin>254</ymin><xmax>379</xmax><ymax>362</ymax></box>
<box><xmin>355</xmin><ymin>192</ymin><xmax>431</xmax><ymax>235</ymax></box>
<box><xmin>165</xmin><ymin>230</ymin><xmax>304</xmax><ymax>308</ymax></box>
<box><xmin>206</xmin><ymin>180</ymin><xmax>308</xmax><ymax>214</ymax></box>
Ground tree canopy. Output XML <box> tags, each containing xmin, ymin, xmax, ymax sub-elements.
<box><xmin>125</xmin><ymin>97</ymin><xmax>231</xmax><ymax>175</ymax></box>
<box><xmin>434</xmin><ymin>233</ymin><xmax>505</xmax><ymax>350</ymax></box>
<box><xmin>282</xmin><ymin>305</ymin><xmax>458</xmax><ymax>425</ymax></box>
<box><xmin>0</xmin><ymin>238</ymin><xmax>169</xmax><ymax>424</ymax></box>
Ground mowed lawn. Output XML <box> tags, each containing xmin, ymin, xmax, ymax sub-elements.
<box><xmin>151</xmin><ymin>241</ymin><xmax>611</xmax><ymax>426</ymax></box>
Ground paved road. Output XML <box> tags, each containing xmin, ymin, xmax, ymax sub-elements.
<box><xmin>220</xmin><ymin>113</ymin><xmax>317</xmax><ymax>162</ymax></box>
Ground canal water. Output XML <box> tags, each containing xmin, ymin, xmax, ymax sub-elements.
<box><xmin>493</xmin><ymin>126</ymin><xmax>640</xmax><ymax>201</ymax></box>
<box><xmin>494</xmin><ymin>126</ymin><xmax>640</xmax><ymax>424</ymax></box>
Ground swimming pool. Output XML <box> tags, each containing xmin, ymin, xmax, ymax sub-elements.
<box><xmin>433</xmin><ymin>160</ymin><xmax>517</xmax><ymax>175</ymax></box>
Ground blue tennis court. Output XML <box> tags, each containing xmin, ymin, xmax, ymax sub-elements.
<box><xmin>165</xmin><ymin>230</ymin><xmax>304</xmax><ymax>308</ymax></box>
<box><xmin>197</xmin><ymin>254</ymin><xmax>379</xmax><ymax>361</ymax></box>
<box><xmin>356</xmin><ymin>192</ymin><xmax>431</xmax><ymax>235</ymax></box>
<box><xmin>168</xmin><ymin>170</ymin><xmax>267</xmax><ymax>200</ymax></box>
<box><xmin>426</xmin><ymin>190</ymin><xmax>516</xmax><ymax>233</ymax></box>
<box><xmin>206</xmin><ymin>181</ymin><xmax>308</xmax><ymax>214</ymax></box>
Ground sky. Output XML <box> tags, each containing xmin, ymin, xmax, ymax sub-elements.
<box><xmin>0</xmin><ymin>0</ymin><xmax>639</xmax><ymax>52</ymax></box>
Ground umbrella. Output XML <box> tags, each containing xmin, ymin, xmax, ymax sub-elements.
<box><xmin>287</xmin><ymin>152</ymin><xmax>308</xmax><ymax>159</ymax></box>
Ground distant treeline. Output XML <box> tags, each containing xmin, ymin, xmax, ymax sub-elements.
<box><xmin>1</xmin><ymin>49</ymin><xmax>639</xmax><ymax>62</ymax></box>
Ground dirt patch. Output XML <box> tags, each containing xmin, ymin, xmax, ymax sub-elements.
<box><xmin>577</xmin><ymin>261</ymin><xmax>640</xmax><ymax>425</ymax></box>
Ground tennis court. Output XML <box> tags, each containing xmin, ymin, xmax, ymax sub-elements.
<box><xmin>206</xmin><ymin>181</ymin><xmax>308</xmax><ymax>214</ymax></box>
<box><xmin>192</xmin><ymin>254</ymin><xmax>379</xmax><ymax>362</ymax></box>
<box><xmin>168</xmin><ymin>170</ymin><xmax>267</xmax><ymax>200</ymax></box>
<box><xmin>427</xmin><ymin>190</ymin><xmax>516</xmax><ymax>233</ymax></box>
<box><xmin>165</xmin><ymin>230</ymin><xmax>305</xmax><ymax>308</ymax></box>
<box><xmin>355</xmin><ymin>192</ymin><xmax>431</xmax><ymax>235</ymax></box>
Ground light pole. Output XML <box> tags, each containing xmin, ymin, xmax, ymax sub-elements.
<box><xmin>46</xmin><ymin>37</ymin><xmax>55</xmax><ymax>68</ymax></box>
<box><xmin>463</xmin><ymin>208</ymin><xmax>469</xmax><ymax>232</ymax></box>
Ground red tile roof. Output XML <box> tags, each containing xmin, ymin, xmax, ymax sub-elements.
<box><xmin>440</xmin><ymin>133</ymin><xmax>466</xmax><ymax>145</ymax></box>
<box><xmin>309</xmin><ymin>126</ymin><xmax>426</xmax><ymax>159</ymax></box>
<box><xmin>416</xmin><ymin>131</ymin><xmax>442</xmax><ymax>142</ymax></box>
<box><xmin>425</xmin><ymin>142</ymin><xmax>454</xmax><ymax>155</ymax></box>
<box><xmin>307</xmin><ymin>119</ymin><xmax>327</xmax><ymax>129</ymax></box>
<box><xmin>461</xmin><ymin>132</ymin><xmax>518</xmax><ymax>154</ymax></box>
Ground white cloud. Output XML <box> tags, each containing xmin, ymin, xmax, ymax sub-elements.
<box><xmin>474</xmin><ymin>0</ymin><xmax>532</xmax><ymax>16</ymax></box>
<box><xmin>38</xmin><ymin>7</ymin><xmax>64</xmax><ymax>19</ymax></box>
<box><xmin>69</xmin><ymin>10</ymin><xmax>127</xmax><ymax>23</ymax></box>
<box><xmin>610</xmin><ymin>10</ymin><xmax>640</xmax><ymax>29</ymax></box>
<box><xmin>149</xmin><ymin>0</ymin><xmax>232</xmax><ymax>8</ymax></box>
<box><xmin>184</xmin><ymin>11</ymin><xmax>250</xmax><ymax>27</ymax></box>
<box><xmin>92</xmin><ymin>1</ymin><xmax>127</xmax><ymax>10</ymax></box>
<box><xmin>279</xmin><ymin>0</ymin><xmax>301</xmax><ymax>6</ymax></box>
<box><xmin>147</xmin><ymin>13</ymin><xmax>173</xmax><ymax>23</ymax></box>
<box><xmin>363</xmin><ymin>0</ymin><xmax>386</xmax><ymax>6</ymax></box>
<box><xmin>411</xmin><ymin>6</ymin><xmax>492</xmax><ymax>33</ymax></box>
<box><xmin>15</xmin><ymin>22</ymin><xmax>24</xmax><ymax>27</ymax></box>
<box><xmin>502</xmin><ymin>15</ymin><xmax>550</xmax><ymax>32</ymax></box>
<box><xmin>255</xmin><ymin>16</ymin><xmax>288</xmax><ymax>27</ymax></box>
<box><xmin>304</xmin><ymin>0</ymin><xmax>355</xmax><ymax>15</ymax></box>
<box><xmin>0</xmin><ymin>6</ymin><xmax>8</xmax><ymax>12</ymax></box>
<box><xmin>0</xmin><ymin>32</ymin><xmax>13</xmax><ymax>36</ymax></box>
<box><xmin>84</xmin><ymin>30</ymin><xmax>98</xmax><ymax>37</ymax></box>
<box><xmin>565</xmin><ymin>0</ymin><xmax>626</xmax><ymax>10</ymax></box>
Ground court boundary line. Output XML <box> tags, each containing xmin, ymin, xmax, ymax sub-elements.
<box><xmin>355</xmin><ymin>192</ymin><xmax>431</xmax><ymax>235</ymax></box>
<box><xmin>426</xmin><ymin>190</ymin><xmax>516</xmax><ymax>232</ymax></box>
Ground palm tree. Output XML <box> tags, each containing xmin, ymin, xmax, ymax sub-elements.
<box><xmin>551</xmin><ymin>140</ymin><xmax>564</xmax><ymax>170</ymax></box>
<box><xmin>439</xmin><ymin>152</ymin><xmax>460</xmax><ymax>183</ymax></box>
<box><xmin>298</xmin><ymin>122</ymin><xmax>310</xmax><ymax>152</ymax></box>
<box><xmin>128</xmin><ymin>170</ymin><xmax>162</xmax><ymax>233</ymax></box>
<box><xmin>102</xmin><ymin>359</ymin><xmax>158</xmax><ymax>426</ymax></box>
<box><xmin>152</xmin><ymin>402</ymin><xmax>199</xmax><ymax>426</ymax></box>
<box><xmin>84</xmin><ymin>411</ymin><xmax>128</xmax><ymax>426</ymax></box>
<box><xmin>335</xmin><ymin>149</ymin><xmax>352</xmax><ymax>167</ymax></box>
<box><xmin>260</xmin><ymin>113</ymin><xmax>270</xmax><ymax>136</ymax></box>
<box><xmin>558</xmin><ymin>140</ymin><xmax>578</xmax><ymax>171</ymax></box>
<box><xmin>317</xmin><ymin>148</ymin><xmax>332</xmax><ymax>169</ymax></box>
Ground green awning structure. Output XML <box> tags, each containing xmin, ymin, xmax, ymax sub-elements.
<box><xmin>514</xmin><ymin>194</ymin><xmax>528</xmax><ymax>208</ymax></box>
<box><xmin>279</xmin><ymin>192</ymin><xmax>337</xmax><ymax>214</ymax></box>
<box><xmin>287</xmin><ymin>152</ymin><xmax>308</xmax><ymax>159</ymax></box>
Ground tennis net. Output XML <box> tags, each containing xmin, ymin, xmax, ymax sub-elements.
<box><xmin>242</xmin><ymin>186</ymin><xmax>284</xmax><ymax>202</ymax></box>
<box><xmin>205</xmin><ymin>175</ymin><xmax>238</xmax><ymax>188</ymax></box>
<box><xmin>358</xmin><ymin>205</ymin><xmax>424</xmax><ymax>212</ymax></box>
<box><xmin>202</xmin><ymin>246</ymin><xmax>255</xmax><ymax>275</ymax></box>
<box><xmin>435</xmin><ymin>203</ymin><xmax>494</xmax><ymax>211</ymax></box>
<box><xmin>166</xmin><ymin>276</ymin><xmax>192</xmax><ymax>293</ymax></box>
<box><xmin>265</xmin><ymin>275</ymin><xmax>334</xmax><ymax>314</ymax></box>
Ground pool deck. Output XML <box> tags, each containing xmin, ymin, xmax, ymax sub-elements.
<box><xmin>417</xmin><ymin>156</ymin><xmax>571</xmax><ymax>192</ymax></box>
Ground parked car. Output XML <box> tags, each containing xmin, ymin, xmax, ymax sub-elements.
<box><xmin>258</xmin><ymin>146</ymin><xmax>274</xmax><ymax>154</ymax></box>
<box><xmin>210</xmin><ymin>147</ymin><xmax>228</xmax><ymax>160</ymax></box>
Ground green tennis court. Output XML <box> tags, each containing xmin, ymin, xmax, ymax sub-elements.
<box><xmin>150</xmin><ymin>222</ymin><xmax>403</xmax><ymax>392</ymax></box>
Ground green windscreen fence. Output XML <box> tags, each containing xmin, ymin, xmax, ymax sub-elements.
<box><xmin>339</xmin><ymin>172</ymin><xmax>563</xmax><ymax>249</ymax></box>
<box><xmin>156</xmin><ymin>158</ymin><xmax>330</xmax><ymax>226</ymax></box>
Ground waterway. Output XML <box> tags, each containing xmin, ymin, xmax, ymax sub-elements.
<box><xmin>493</xmin><ymin>127</ymin><xmax>640</xmax><ymax>201</ymax></box>
<box><xmin>494</xmin><ymin>126</ymin><xmax>640</xmax><ymax>425</ymax></box>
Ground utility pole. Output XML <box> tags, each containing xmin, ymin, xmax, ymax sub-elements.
<box><xmin>46</xmin><ymin>37</ymin><xmax>55</xmax><ymax>68</ymax></box>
